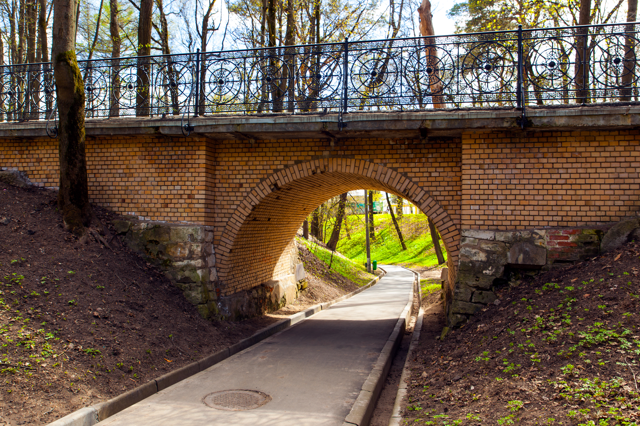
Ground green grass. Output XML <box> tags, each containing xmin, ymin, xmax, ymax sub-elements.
<box><xmin>420</xmin><ymin>278</ymin><xmax>442</xmax><ymax>297</ymax></box>
<box><xmin>329</xmin><ymin>214</ymin><xmax>446</xmax><ymax>269</ymax></box>
<box><xmin>297</xmin><ymin>237</ymin><xmax>376</xmax><ymax>286</ymax></box>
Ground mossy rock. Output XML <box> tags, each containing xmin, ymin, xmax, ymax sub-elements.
<box><xmin>112</xmin><ymin>220</ymin><xmax>132</xmax><ymax>235</ymax></box>
<box><xmin>472</xmin><ymin>290</ymin><xmax>497</xmax><ymax>305</ymax></box>
<box><xmin>450</xmin><ymin>299</ymin><xmax>484</xmax><ymax>316</ymax></box>
<box><xmin>170</xmin><ymin>227</ymin><xmax>204</xmax><ymax>243</ymax></box>
<box><xmin>142</xmin><ymin>226</ymin><xmax>172</xmax><ymax>244</ymax></box>
<box><xmin>600</xmin><ymin>218</ymin><xmax>640</xmax><ymax>253</ymax></box>
<box><xmin>0</xmin><ymin>170</ymin><xmax>31</xmax><ymax>188</ymax></box>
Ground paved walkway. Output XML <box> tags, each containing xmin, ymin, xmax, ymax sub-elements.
<box><xmin>97</xmin><ymin>265</ymin><xmax>415</xmax><ymax>426</ymax></box>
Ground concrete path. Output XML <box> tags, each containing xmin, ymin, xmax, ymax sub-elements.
<box><xmin>97</xmin><ymin>265</ymin><xmax>415</xmax><ymax>426</ymax></box>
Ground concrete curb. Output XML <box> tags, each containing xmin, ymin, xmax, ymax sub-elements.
<box><xmin>343</xmin><ymin>268</ymin><xmax>420</xmax><ymax>426</ymax></box>
<box><xmin>47</xmin><ymin>269</ymin><xmax>386</xmax><ymax>426</ymax></box>
<box><xmin>388</xmin><ymin>274</ymin><xmax>426</xmax><ymax>426</ymax></box>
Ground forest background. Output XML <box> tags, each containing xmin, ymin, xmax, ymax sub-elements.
<box><xmin>0</xmin><ymin>0</ymin><xmax>634</xmax><ymax>67</ymax></box>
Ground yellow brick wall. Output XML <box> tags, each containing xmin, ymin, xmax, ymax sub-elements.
<box><xmin>210</xmin><ymin>139</ymin><xmax>462</xmax><ymax>294</ymax></box>
<box><xmin>0</xmin><ymin>136</ymin><xmax>211</xmax><ymax>224</ymax></box>
<box><xmin>0</xmin><ymin>137</ymin><xmax>58</xmax><ymax>186</ymax></box>
<box><xmin>461</xmin><ymin>130</ymin><xmax>640</xmax><ymax>230</ymax></box>
<box><xmin>0</xmin><ymin>135</ymin><xmax>463</xmax><ymax>295</ymax></box>
<box><xmin>6</xmin><ymin>129</ymin><xmax>638</xmax><ymax>295</ymax></box>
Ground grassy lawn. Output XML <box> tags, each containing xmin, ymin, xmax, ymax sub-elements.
<box><xmin>420</xmin><ymin>278</ymin><xmax>442</xmax><ymax>297</ymax></box>
<box><xmin>296</xmin><ymin>237</ymin><xmax>377</xmax><ymax>286</ymax></box>
<box><xmin>327</xmin><ymin>214</ymin><xmax>446</xmax><ymax>269</ymax></box>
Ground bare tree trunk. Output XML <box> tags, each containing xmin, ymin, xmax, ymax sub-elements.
<box><xmin>136</xmin><ymin>0</ymin><xmax>153</xmax><ymax>116</ymax></box>
<box><xmin>16</xmin><ymin>0</ymin><xmax>26</xmax><ymax>119</ymax></box>
<box><xmin>8</xmin><ymin>0</ymin><xmax>17</xmax><ymax>121</ymax></box>
<box><xmin>344</xmin><ymin>214</ymin><xmax>351</xmax><ymax>239</ymax></box>
<box><xmin>109</xmin><ymin>0</ymin><xmax>121</xmax><ymax>117</ymax></box>
<box><xmin>386</xmin><ymin>192</ymin><xmax>407</xmax><ymax>250</ymax></box>
<box><xmin>52</xmin><ymin>0</ymin><xmax>92</xmax><ymax>235</ymax></box>
<box><xmin>155</xmin><ymin>0</ymin><xmax>179</xmax><ymax>115</ymax></box>
<box><xmin>368</xmin><ymin>190</ymin><xmax>376</xmax><ymax>242</ymax></box>
<box><xmin>26</xmin><ymin>0</ymin><xmax>36</xmax><ymax>64</ymax></box>
<box><xmin>86</xmin><ymin>0</ymin><xmax>104</xmax><ymax>61</ymax></box>
<box><xmin>302</xmin><ymin>219</ymin><xmax>309</xmax><ymax>239</ymax></box>
<box><xmin>417</xmin><ymin>0</ymin><xmax>445</xmax><ymax>108</ymax></box>
<box><xmin>327</xmin><ymin>193</ymin><xmax>347</xmax><ymax>251</ymax></box>
<box><xmin>26</xmin><ymin>0</ymin><xmax>37</xmax><ymax>118</ymax></box>
<box><xmin>310</xmin><ymin>209</ymin><xmax>321</xmax><ymax>240</ymax></box>
<box><xmin>74</xmin><ymin>0</ymin><xmax>80</xmax><ymax>43</ymax></box>
<box><xmin>0</xmin><ymin>36</ymin><xmax>4</xmax><ymax>122</ymax></box>
<box><xmin>395</xmin><ymin>194</ymin><xmax>404</xmax><ymax>221</ymax></box>
<box><xmin>198</xmin><ymin>1</ymin><xmax>216</xmax><ymax>116</ymax></box>
<box><xmin>267</xmin><ymin>0</ymin><xmax>281</xmax><ymax>111</ymax></box>
<box><xmin>575</xmin><ymin>0</ymin><xmax>592</xmax><ymax>103</ymax></box>
<box><xmin>621</xmin><ymin>0</ymin><xmax>638</xmax><ymax>101</ymax></box>
<box><xmin>36</xmin><ymin>0</ymin><xmax>49</xmax><ymax>117</ymax></box>
<box><xmin>18</xmin><ymin>0</ymin><xmax>25</xmax><ymax>64</ymax></box>
<box><xmin>284</xmin><ymin>0</ymin><xmax>295</xmax><ymax>112</ymax></box>
<box><xmin>37</xmin><ymin>0</ymin><xmax>47</xmax><ymax>62</ymax></box>
<box><xmin>427</xmin><ymin>217</ymin><xmax>445</xmax><ymax>265</ymax></box>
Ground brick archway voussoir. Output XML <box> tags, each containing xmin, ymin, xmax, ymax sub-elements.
<box><xmin>216</xmin><ymin>158</ymin><xmax>460</xmax><ymax>297</ymax></box>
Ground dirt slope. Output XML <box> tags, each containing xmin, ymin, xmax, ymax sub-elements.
<box><xmin>0</xmin><ymin>182</ymin><xmax>364</xmax><ymax>425</ymax></box>
<box><xmin>403</xmin><ymin>241</ymin><xmax>640</xmax><ymax>425</ymax></box>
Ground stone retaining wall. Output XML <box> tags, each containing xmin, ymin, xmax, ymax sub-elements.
<box><xmin>449</xmin><ymin>226</ymin><xmax>611</xmax><ymax>327</ymax></box>
<box><xmin>111</xmin><ymin>218</ymin><xmax>304</xmax><ymax>320</ymax></box>
<box><xmin>113</xmin><ymin>219</ymin><xmax>220</xmax><ymax>318</ymax></box>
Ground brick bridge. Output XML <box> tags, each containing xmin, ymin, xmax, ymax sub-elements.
<box><xmin>2</xmin><ymin>105</ymin><xmax>639</xmax><ymax>326</ymax></box>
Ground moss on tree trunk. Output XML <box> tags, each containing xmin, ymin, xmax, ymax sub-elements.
<box><xmin>54</xmin><ymin>50</ymin><xmax>91</xmax><ymax>234</ymax></box>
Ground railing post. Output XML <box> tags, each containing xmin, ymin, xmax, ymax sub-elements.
<box><xmin>194</xmin><ymin>49</ymin><xmax>201</xmax><ymax>117</ymax></box>
<box><xmin>342</xmin><ymin>38</ymin><xmax>349</xmax><ymax>114</ymax></box>
<box><xmin>516</xmin><ymin>25</ymin><xmax>523</xmax><ymax>109</ymax></box>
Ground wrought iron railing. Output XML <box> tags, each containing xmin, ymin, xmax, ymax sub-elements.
<box><xmin>0</xmin><ymin>22</ymin><xmax>639</xmax><ymax>125</ymax></box>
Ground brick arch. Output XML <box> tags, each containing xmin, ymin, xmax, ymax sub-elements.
<box><xmin>215</xmin><ymin>158</ymin><xmax>460</xmax><ymax>298</ymax></box>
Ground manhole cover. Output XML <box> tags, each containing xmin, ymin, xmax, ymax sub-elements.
<box><xmin>202</xmin><ymin>390</ymin><xmax>272</xmax><ymax>411</ymax></box>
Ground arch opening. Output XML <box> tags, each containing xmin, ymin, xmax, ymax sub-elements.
<box><xmin>213</xmin><ymin>158</ymin><xmax>460</xmax><ymax>319</ymax></box>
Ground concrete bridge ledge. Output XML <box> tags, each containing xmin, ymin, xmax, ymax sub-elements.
<box><xmin>2</xmin><ymin>104</ymin><xmax>640</xmax><ymax>140</ymax></box>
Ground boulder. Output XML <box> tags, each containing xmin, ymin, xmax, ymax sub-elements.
<box><xmin>453</xmin><ymin>282</ymin><xmax>473</xmax><ymax>302</ymax></box>
<box><xmin>507</xmin><ymin>241</ymin><xmax>547</xmax><ymax>268</ymax></box>
<box><xmin>600</xmin><ymin>217</ymin><xmax>640</xmax><ymax>253</ymax></box>
<box><xmin>472</xmin><ymin>290</ymin><xmax>497</xmax><ymax>305</ymax></box>
<box><xmin>295</xmin><ymin>263</ymin><xmax>306</xmax><ymax>281</ymax></box>
<box><xmin>0</xmin><ymin>170</ymin><xmax>31</xmax><ymax>188</ymax></box>
<box><xmin>264</xmin><ymin>274</ymin><xmax>298</xmax><ymax>306</ymax></box>
<box><xmin>112</xmin><ymin>220</ymin><xmax>132</xmax><ymax>235</ymax></box>
<box><xmin>461</xmin><ymin>230</ymin><xmax>495</xmax><ymax>240</ymax></box>
<box><xmin>450</xmin><ymin>300</ymin><xmax>483</xmax><ymax>315</ymax></box>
